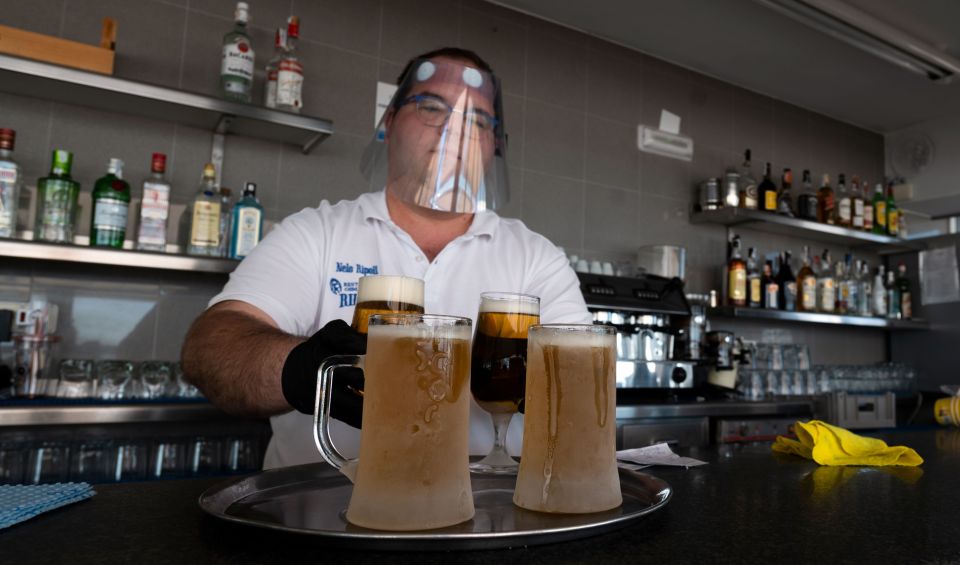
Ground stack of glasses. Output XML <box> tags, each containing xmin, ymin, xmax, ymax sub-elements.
<box><xmin>0</xmin><ymin>482</ymin><xmax>95</xmax><ymax>529</ymax></box>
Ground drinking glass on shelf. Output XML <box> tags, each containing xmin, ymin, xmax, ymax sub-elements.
<box><xmin>57</xmin><ymin>359</ymin><xmax>95</xmax><ymax>398</ymax></box>
<box><xmin>470</xmin><ymin>292</ymin><xmax>540</xmax><ymax>475</ymax></box>
<box><xmin>26</xmin><ymin>442</ymin><xmax>70</xmax><ymax>484</ymax></box>
<box><xmin>70</xmin><ymin>440</ymin><xmax>112</xmax><ymax>483</ymax></box>
<box><xmin>111</xmin><ymin>442</ymin><xmax>148</xmax><ymax>482</ymax></box>
<box><xmin>0</xmin><ymin>447</ymin><xmax>27</xmax><ymax>485</ymax></box>
<box><xmin>171</xmin><ymin>363</ymin><xmax>201</xmax><ymax>398</ymax></box>
<box><xmin>97</xmin><ymin>360</ymin><xmax>134</xmax><ymax>399</ymax></box>
<box><xmin>139</xmin><ymin>361</ymin><xmax>172</xmax><ymax>399</ymax></box>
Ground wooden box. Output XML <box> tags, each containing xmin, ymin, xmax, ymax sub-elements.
<box><xmin>0</xmin><ymin>18</ymin><xmax>116</xmax><ymax>74</ymax></box>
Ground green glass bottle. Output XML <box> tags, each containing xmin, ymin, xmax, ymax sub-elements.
<box><xmin>35</xmin><ymin>150</ymin><xmax>81</xmax><ymax>243</ymax></box>
<box><xmin>90</xmin><ymin>158</ymin><xmax>131</xmax><ymax>248</ymax></box>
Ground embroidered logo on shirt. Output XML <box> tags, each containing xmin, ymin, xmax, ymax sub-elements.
<box><xmin>335</xmin><ymin>261</ymin><xmax>380</xmax><ymax>275</ymax></box>
<box><xmin>330</xmin><ymin>278</ymin><xmax>360</xmax><ymax>308</ymax></box>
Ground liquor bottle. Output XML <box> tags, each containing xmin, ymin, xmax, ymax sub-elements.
<box><xmin>836</xmin><ymin>174</ymin><xmax>851</xmax><ymax>227</ymax></box>
<box><xmin>816</xmin><ymin>174</ymin><xmax>835</xmax><ymax>225</ymax></box>
<box><xmin>872</xmin><ymin>265</ymin><xmax>887</xmax><ymax>317</ymax></box>
<box><xmin>796</xmin><ymin>169</ymin><xmax>818</xmax><ymax>221</ymax></box>
<box><xmin>90</xmin><ymin>158</ymin><xmax>131</xmax><ymax>248</ymax></box>
<box><xmin>834</xmin><ymin>260</ymin><xmax>848</xmax><ymax>314</ymax></box>
<box><xmin>897</xmin><ymin>262</ymin><xmax>912</xmax><ymax>319</ymax></box>
<box><xmin>737</xmin><ymin>150</ymin><xmax>758</xmax><ymax>210</ymax></box>
<box><xmin>218</xmin><ymin>187</ymin><xmax>233</xmax><ymax>257</ymax></box>
<box><xmin>858</xmin><ymin>261</ymin><xmax>873</xmax><ymax>317</ymax></box>
<box><xmin>848</xmin><ymin>258</ymin><xmax>861</xmax><ymax>316</ymax></box>
<box><xmin>851</xmin><ymin>175</ymin><xmax>864</xmax><ymax>230</ymax></box>
<box><xmin>136</xmin><ymin>153</ymin><xmax>172</xmax><ymax>252</ymax></box>
<box><xmin>796</xmin><ymin>245</ymin><xmax>817</xmax><ymax>312</ymax></box>
<box><xmin>35</xmin><ymin>150</ymin><xmax>81</xmax><ymax>243</ymax></box>
<box><xmin>0</xmin><ymin>129</ymin><xmax>21</xmax><ymax>238</ymax></box>
<box><xmin>762</xmin><ymin>260</ymin><xmax>778</xmax><ymax>309</ymax></box>
<box><xmin>220</xmin><ymin>2</ymin><xmax>255</xmax><ymax>103</ymax></box>
<box><xmin>886</xmin><ymin>270</ymin><xmax>901</xmax><ymax>319</ymax></box>
<box><xmin>886</xmin><ymin>181</ymin><xmax>899</xmax><ymax>237</ymax></box>
<box><xmin>183</xmin><ymin>163</ymin><xmax>222</xmax><ymax>256</ymax></box>
<box><xmin>777</xmin><ymin>251</ymin><xmax>797</xmax><ymax>311</ymax></box>
<box><xmin>862</xmin><ymin>179</ymin><xmax>873</xmax><ymax>232</ymax></box>
<box><xmin>229</xmin><ymin>181</ymin><xmax>264</xmax><ymax>259</ymax></box>
<box><xmin>872</xmin><ymin>183</ymin><xmax>886</xmax><ymax>234</ymax></box>
<box><xmin>727</xmin><ymin>235</ymin><xmax>747</xmax><ymax>307</ymax></box>
<box><xmin>817</xmin><ymin>250</ymin><xmax>835</xmax><ymax>313</ymax></box>
<box><xmin>747</xmin><ymin>247</ymin><xmax>761</xmax><ymax>308</ymax></box>
<box><xmin>275</xmin><ymin>16</ymin><xmax>303</xmax><ymax>113</ymax></box>
<box><xmin>264</xmin><ymin>27</ymin><xmax>286</xmax><ymax>109</ymax></box>
<box><xmin>759</xmin><ymin>162</ymin><xmax>777</xmax><ymax>212</ymax></box>
<box><xmin>777</xmin><ymin>168</ymin><xmax>794</xmax><ymax>216</ymax></box>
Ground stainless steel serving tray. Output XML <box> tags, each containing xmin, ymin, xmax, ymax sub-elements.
<box><xmin>199</xmin><ymin>463</ymin><xmax>672</xmax><ymax>551</ymax></box>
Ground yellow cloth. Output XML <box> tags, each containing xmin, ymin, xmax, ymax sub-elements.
<box><xmin>772</xmin><ymin>420</ymin><xmax>923</xmax><ymax>466</ymax></box>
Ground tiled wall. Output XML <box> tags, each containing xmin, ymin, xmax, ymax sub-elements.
<box><xmin>0</xmin><ymin>0</ymin><xmax>887</xmax><ymax>364</ymax></box>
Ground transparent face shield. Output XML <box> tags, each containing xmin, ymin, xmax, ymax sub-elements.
<box><xmin>360</xmin><ymin>58</ymin><xmax>510</xmax><ymax>213</ymax></box>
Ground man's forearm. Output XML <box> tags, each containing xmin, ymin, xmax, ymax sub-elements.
<box><xmin>181</xmin><ymin>307</ymin><xmax>302</xmax><ymax>418</ymax></box>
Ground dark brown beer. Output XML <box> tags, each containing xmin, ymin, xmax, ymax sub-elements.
<box><xmin>351</xmin><ymin>300</ymin><xmax>425</xmax><ymax>334</ymax></box>
<box><xmin>350</xmin><ymin>275</ymin><xmax>425</xmax><ymax>334</ymax></box>
<box><xmin>470</xmin><ymin>310</ymin><xmax>540</xmax><ymax>413</ymax></box>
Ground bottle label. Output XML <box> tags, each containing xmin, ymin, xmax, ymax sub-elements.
<box><xmin>902</xmin><ymin>292</ymin><xmax>912</xmax><ymax>319</ymax></box>
<box><xmin>749</xmin><ymin>278</ymin><xmax>761</xmax><ymax>305</ymax></box>
<box><xmin>853</xmin><ymin>200</ymin><xmax>864</xmax><ymax>228</ymax></box>
<box><xmin>266</xmin><ymin>71</ymin><xmax>278</xmax><ymax>108</ymax></box>
<box><xmin>221</xmin><ymin>40</ymin><xmax>255</xmax><ymax>81</ymax></box>
<box><xmin>838</xmin><ymin>198</ymin><xmax>851</xmax><ymax>221</ymax></box>
<box><xmin>784</xmin><ymin>281</ymin><xmax>797</xmax><ymax>310</ymax></box>
<box><xmin>864</xmin><ymin>204</ymin><xmax>873</xmax><ymax>229</ymax></box>
<box><xmin>93</xmin><ymin>198</ymin><xmax>129</xmax><ymax>230</ymax></box>
<box><xmin>0</xmin><ymin>167</ymin><xmax>17</xmax><ymax>184</ymax></box>
<box><xmin>140</xmin><ymin>182</ymin><xmax>170</xmax><ymax>221</ymax></box>
<box><xmin>801</xmin><ymin>277</ymin><xmax>817</xmax><ymax>310</ymax></box>
<box><xmin>765</xmin><ymin>283</ymin><xmax>779</xmax><ymax>309</ymax></box>
<box><xmin>191</xmin><ymin>201</ymin><xmax>221</xmax><ymax>246</ymax></box>
<box><xmin>819</xmin><ymin>279</ymin><xmax>835</xmax><ymax>312</ymax></box>
<box><xmin>276</xmin><ymin>60</ymin><xmax>304</xmax><ymax>108</ymax></box>
<box><xmin>234</xmin><ymin>207</ymin><xmax>262</xmax><ymax>257</ymax></box>
<box><xmin>875</xmin><ymin>202</ymin><xmax>886</xmax><ymax>227</ymax></box>
<box><xmin>764</xmin><ymin>191</ymin><xmax>777</xmax><ymax>211</ymax></box>
<box><xmin>729</xmin><ymin>268</ymin><xmax>747</xmax><ymax>302</ymax></box>
<box><xmin>888</xmin><ymin>210</ymin><xmax>899</xmax><ymax>235</ymax></box>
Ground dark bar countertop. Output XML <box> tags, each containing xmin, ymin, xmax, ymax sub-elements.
<box><xmin>2</xmin><ymin>428</ymin><xmax>959</xmax><ymax>564</ymax></box>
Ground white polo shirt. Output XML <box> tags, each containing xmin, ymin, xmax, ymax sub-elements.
<box><xmin>210</xmin><ymin>190</ymin><xmax>591</xmax><ymax>469</ymax></box>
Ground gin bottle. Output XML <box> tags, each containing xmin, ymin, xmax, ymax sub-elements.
<box><xmin>229</xmin><ymin>181</ymin><xmax>264</xmax><ymax>259</ymax></box>
<box><xmin>183</xmin><ymin>163</ymin><xmax>221</xmax><ymax>256</ymax></box>
<box><xmin>0</xmin><ymin>129</ymin><xmax>21</xmax><ymax>238</ymax></box>
<box><xmin>264</xmin><ymin>27</ymin><xmax>286</xmax><ymax>108</ymax></box>
<box><xmin>136</xmin><ymin>153</ymin><xmax>172</xmax><ymax>252</ymax></box>
<box><xmin>275</xmin><ymin>16</ymin><xmax>303</xmax><ymax>113</ymax></box>
<box><xmin>35</xmin><ymin>150</ymin><xmax>81</xmax><ymax>243</ymax></box>
<box><xmin>218</xmin><ymin>187</ymin><xmax>232</xmax><ymax>257</ymax></box>
<box><xmin>90</xmin><ymin>158</ymin><xmax>131</xmax><ymax>248</ymax></box>
<box><xmin>220</xmin><ymin>2</ymin><xmax>255</xmax><ymax>103</ymax></box>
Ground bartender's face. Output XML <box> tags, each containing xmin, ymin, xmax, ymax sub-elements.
<box><xmin>384</xmin><ymin>57</ymin><xmax>497</xmax><ymax>211</ymax></box>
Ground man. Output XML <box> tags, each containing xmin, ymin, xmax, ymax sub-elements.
<box><xmin>181</xmin><ymin>47</ymin><xmax>590</xmax><ymax>469</ymax></box>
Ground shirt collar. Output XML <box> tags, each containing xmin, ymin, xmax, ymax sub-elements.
<box><xmin>360</xmin><ymin>190</ymin><xmax>499</xmax><ymax>238</ymax></box>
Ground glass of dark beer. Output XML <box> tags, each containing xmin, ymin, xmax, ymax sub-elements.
<box><xmin>350</xmin><ymin>275</ymin><xmax>425</xmax><ymax>334</ymax></box>
<box><xmin>470</xmin><ymin>292</ymin><xmax>540</xmax><ymax>474</ymax></box>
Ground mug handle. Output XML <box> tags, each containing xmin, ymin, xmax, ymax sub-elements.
<box><xmin>313</xmin><ymin>355</ymin><xmax>364</xmax><ymax>483</ymax></box>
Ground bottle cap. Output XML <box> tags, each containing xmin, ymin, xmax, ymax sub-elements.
<box><xmin>151</xmin><ymin>152</ymin><xmax>166</xmax><ymax>173</ymax></box>
<box><xmin>108</xmin><ymin>158</ymin><xmax>124</xmax><ymax>175</ymax></box>
<box><xmin>0</xmin><ymin>128</ymin><xmax>15</xmax><ymax>151</ymax></box>
<box><xmin>244</xmin><ymin>181</ymin><xmax>257</xmax><ymax>196</ymax></box>
<box><xmin>51</xmin><ymin>149</ymin><xmax>73</xmax><ymax>175</ymax></box>
<box><xmin>202</xmin><ymin>163</ymin><xmax>217</xmax><ymax>180</ymax></box>
<box><xmin>286</xmin><ymin>15</ymin><xmax>300</xmax><ymax>39</ymax></box>
<box><xmin>235</xmin><ymin>2</ymin><xmax>249</xmax><ymax>23</ymax></box>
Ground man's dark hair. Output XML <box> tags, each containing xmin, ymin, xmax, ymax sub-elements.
<box><xmin>392</xmin><ymin>47</ymin><xmax>495</xmax><ymax>109</ymax></box>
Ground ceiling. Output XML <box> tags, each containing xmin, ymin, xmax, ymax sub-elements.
<box><xmin>488</xmin><ymin>0</ymin><xmax>960</xmax><ymax>133</ymax></box>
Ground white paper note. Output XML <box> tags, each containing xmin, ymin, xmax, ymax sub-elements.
<box><xmin>659</xmin><ymin>109</ymin><xmax>681</xmax><ymax>134</ymax></box>
<box><xmin>616</xmin><ymin>442</ymin><xmax>708</xmax><ymax>468</ymax></box>
<box><xmin>919</xmin><ymin>246</ymin><xmax>960</xmax><ymax>305</ymax></box>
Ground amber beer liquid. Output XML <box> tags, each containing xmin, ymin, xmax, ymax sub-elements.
<box><xmin>350</xmin><ymin>275</ymin><xmax>425</xmax><ymax>334</ymax></box>
<box><xmin>514</xmin><ymin>324</ymin><xmax>622</xmax><ymax>514</ymax></box>
<box><xmin>343</xmin><ymin>316</ymin><xmax>474</xmax><ymax>530</ymax></box>
<box><xmin>471</xmin><ymin>301</ymin><xmax>540</xmax><ymax>413</ymax></box>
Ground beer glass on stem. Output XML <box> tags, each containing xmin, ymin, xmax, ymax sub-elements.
<box><xmin>470</xmin><ymin>292</ymin><xmax>540</xmax><ymax>474</ymax></box>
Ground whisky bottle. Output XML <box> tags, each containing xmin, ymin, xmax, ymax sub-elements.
<box><xmin>872</xmin><ymin>183</ymin><xmax>886</xmax><ymax>234</ymax></box>
<box><xmin>862</xmin><ymin>179</ymin><xmax>874</xmax><ymax>232</ymax></box>
<box><xmin>817</xmin><ymin>250</ymin><xmax>836</xmax><ymax>313</ymax></box>
<box><xmin>727</xmin><ymin>235</ymin><xmax>748</xmax><ymax>307</ymax></box>
<box><xmin>776</xmin><ymin>251</ymin><xmax>796</xmax><ymax>311</ymax></box>
<box><xmin>796</xmin><ymin>245</ymin><xmax>817</xmax><ymax>312</ymax></box>
<box><xmin>886</xmin><ymin>181</ymin><xmax>899</xmax><ymax>237</ymax></box>
<box><xmin>777</xmin><ymin>168</ymin><xmax>794</xmax><ymax>216</ymax></box>
<box><xmin>836</xmin><ymin>173</ymin><xmax>851</xmax><ymax>227</ymax></box>
<box><xmin>851</xmin><ymin>175</ymin><xmax>864</xmax><ymax>230</ymax></box>
<box><xmin>762</xmin><ymin>260</ymin><xmax>778</xmax><ymax>309</ymax></box>
<box><xmin>897</xmin><ymin>262</ymin><xmax>912</xmax><ymax>319</ymax></box>
<box><xmin>816</xmin><ymin>174</ymin><xmax>835</xmax><ymax>225</ymax></box>
<box><xmin>759</xmin><ymin>162</ymin><xmax>777</xmax><ymax>212</ymax></box>
<box><xmin>796</xmin><ymin>169</ymin><xmax>818</xmax><ymax>221</ymax></box>
<box><xmin>747</xmin><ymin>247</ymin><xmax>761</xmax><ymax>308</ymax></box>
<box><xmin>737</xmin><ymin>150</ymin><xmax>758</xmax><ymax>210</ymax></box>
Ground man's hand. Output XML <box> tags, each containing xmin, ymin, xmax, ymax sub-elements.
<box><xmin>281</xmin><ymin>320</ymin><xmax>367</xmax><ymax>427</ymax></box>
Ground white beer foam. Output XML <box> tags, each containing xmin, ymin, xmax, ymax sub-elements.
<box><xmin>479</xmin><ymin>296</ymin><xmax>539</xmax><ymax>315</ymax></box>
<box><xmin>530</xmin><ymin>327</ymin><xmax>615</xmax><ymax>348</ymax></box>
<box><xmin>371</xmin><ymin>321</ymin><xmax>472</xmax><ymax>341</ymax></box>
<box><xmin>358</xmin><ymin>275</ymin><xmax>424</xmax><ymax>305</ymax></box>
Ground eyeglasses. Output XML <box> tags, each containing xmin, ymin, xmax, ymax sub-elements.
<box><xmin>399</xmin><ymin>94</ymin><xmax>498</xmax><ymax>133</ymax></box>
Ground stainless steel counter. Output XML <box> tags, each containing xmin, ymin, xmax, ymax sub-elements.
<box><xmin>615</xmin><ymin>399</ymin><xmax>814</xmax><ymax>420</ymax></box>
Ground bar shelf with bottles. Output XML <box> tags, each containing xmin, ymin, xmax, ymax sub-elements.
<box><xmin>707</xmin><ymin>305</ymin><xmax>927</xmax><ymax>329</ymax></box>
<box><xmin>691</xmin><ymin>150</ymin><xmax>923</xmax><ymax>253</ymax></box>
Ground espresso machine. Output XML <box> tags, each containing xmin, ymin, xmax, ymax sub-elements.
<box><xmin>578</xmin><ymin>272</ymin><xmax>702</xmax><ymax>401</ymax></box>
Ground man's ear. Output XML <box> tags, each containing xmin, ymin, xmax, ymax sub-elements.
<box><xmin>383</xmin><ymin>108</ymin><xmax>396</xmax><ymax>140</ymax></box>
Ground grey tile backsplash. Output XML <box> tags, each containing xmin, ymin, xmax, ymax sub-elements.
<box><xmin>0</xmin><ymin>0</ymin><xmax>886</xmax><ymax>364</ymax></box>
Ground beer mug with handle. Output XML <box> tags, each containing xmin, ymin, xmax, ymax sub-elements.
<box><xmin>514</xmin><ymin>324</ymin><xmax>622</xmax><ymax>514</ymax></box>
<box><xmin>315</xmin><ymin>313</ymin><xmax>475</xmax><ymax>531</ymax></box>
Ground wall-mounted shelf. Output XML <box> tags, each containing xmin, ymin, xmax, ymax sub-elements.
<box><xmin>0</xmin><ymin>53</ymin><xmax>333</xmax><ymax>153</ymax></box>
<box><xmin>0</xmin><ymin>237</ymin><xmax>237</xmax><ymax>274</ymax></box>
<box><xmin>691</xmin><ymin>208</ymin><xmax>925</xmax><ymax>253</ymax></box>
<box><xmin>0</xmin><ymin>401</ymin><xmax>230</xmax><ymax>427</ymax></box>
<box><xmin>710</xmin><ymin>306</ymin><xmax>928</xmax><ymax>330</ymax></box>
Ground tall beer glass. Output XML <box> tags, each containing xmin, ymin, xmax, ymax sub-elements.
<box><xmin>513</xmin><ymin>324</ymin><xmax>622</xmax><ymax>513</ymax></box>
<box><xmin>315</xmin><ymin>314</ymin><xmax>474</xmax><ymax>530</ymax></box>
<box><xmin>469</xmin><ymin>292</ymin><xmax>540</xmax><ymax>474</ymax></box>
<box><xmin>350</xmin><ymin>275</ymin><xmax>425</xmax><ymax>334</ymax></box>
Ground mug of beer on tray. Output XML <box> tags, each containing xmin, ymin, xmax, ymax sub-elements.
<box><xmin>314</xmin><ymin>313</ymin><xmax>474</xmax><ymax>531</ymax></box>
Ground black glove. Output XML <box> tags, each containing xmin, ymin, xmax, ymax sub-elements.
<box><xmin>281</xmin><ymin>319</ymin><xmax>367</xmax><ymax>428</ymax></box>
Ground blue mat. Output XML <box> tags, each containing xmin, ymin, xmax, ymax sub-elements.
<box><xmin>0</xmin><ymin>483</ymin><xmax>95</xmax><ymax>529</ymax></box>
